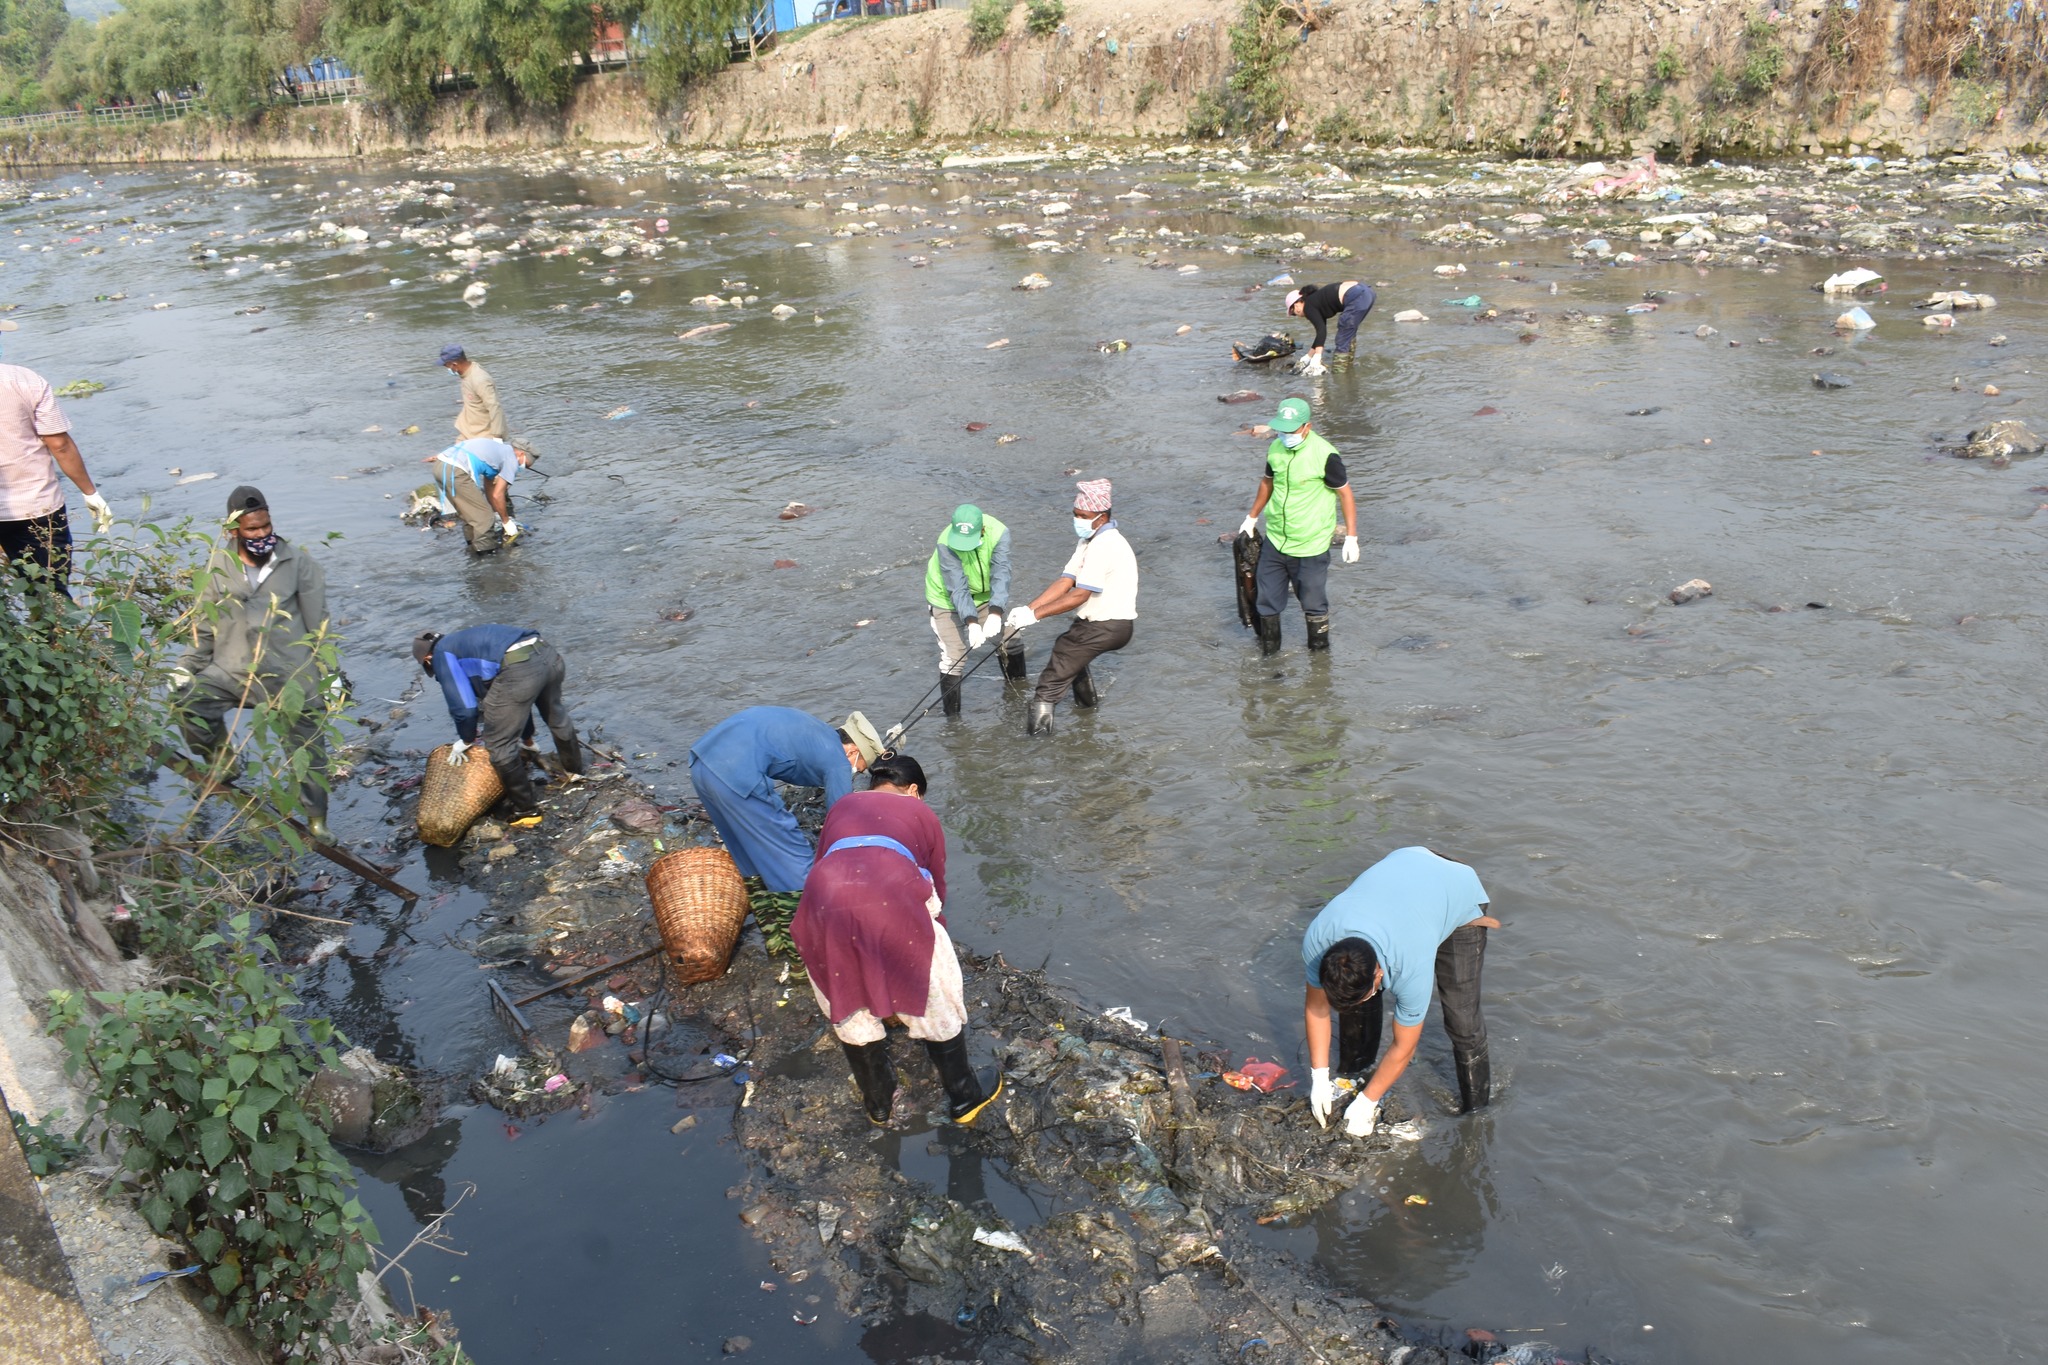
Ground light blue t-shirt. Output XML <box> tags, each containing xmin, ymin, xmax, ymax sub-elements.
<box><xmin>438</xmin><ymin>437</ymin><xmax>519</xmax><ymax>489</ymax></box>
<box><xmin>1300</xmin><ymin>847</ymin><xmax>1490</xmax><ymax>1026</ymax></box>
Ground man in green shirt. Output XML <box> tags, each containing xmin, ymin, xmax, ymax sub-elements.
<box><xmin>923</xmin><ymin>503</ymin><xmax>1026</xmax><ymax>715</ymax></box>
<box><xmin>1238</xmin><ymin>397</ymin><xmax>1359</xmax><ymax>655</ymax></box>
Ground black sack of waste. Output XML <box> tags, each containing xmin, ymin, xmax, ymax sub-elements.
<box><xmin>1233</xmin><ymin>530</ymin><xmax>1261</xmax><ymax>628</ymax></box>
<box><xmin>1231</xmin><ymin>334</ymin><xmax>1298</xmax><ymax>364</ymax></box>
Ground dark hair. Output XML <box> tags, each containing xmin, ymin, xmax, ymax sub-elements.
<box><xmin>834</xmin><ymin>728</ymin><xmax>853</xmax><ymax>749</ymax></box>
<box><xmin>1318</xmin><ymin>936</ymin><xmax>1380</xmax><ymax>1009</ymax></box>
<box><xmin>1292</xmin><ymin>284</ymin><xmax>1320</xmax><ymax>306</ymax></box>
<box><xmin>867</xmin><ymin>754</ymin><xmax>928</xmax><ymax>795</ymax></box>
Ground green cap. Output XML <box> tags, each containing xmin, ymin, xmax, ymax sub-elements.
<box><xmin>1271</xmin><ymin>397</ymin><xmax>1312</xmax><ymax>433</ymax></box>
<box><xmin>942</xmin><ymin>503</ymin><xmax>985</xmax><ymax>551</ymax></box>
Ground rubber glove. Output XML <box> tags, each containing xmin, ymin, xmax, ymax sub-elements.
<box><xmin>1006</xmin><ymin>605</ymin><xmax>1037</xmax><ymax>632</ymax></box>
<box><xmin>82</xmin><ymin>491</ymin><xmax>113</xmax><ymax>532</ymax></box>
<box><xmin>1344</xmin><ymin>1093</ymin><xmax>1380</xmax><ymax>1137</ymax></box>
<box><xmin>502</xmin><ymin>518</ymin><xmax>522</xmax><ymax>541</ymax></box>
<box><xmin>1238</xmin><ymin>514</ymin><xmax>1258</xmax><ymax>539</ymax></box>
<box><xmin>446</xmin><ymin>739</ymin><xmax>471</xmax><ymax>766</ymax></box>
<box><xmin>166</xmin><ymin>666</ymin><xmax>193</xmax><ymax>692</ymax></box>
<box><xmin>1298</xmin><ymin>351</ymin><xmax>1328</xmax><ymax>377</ymax></box>
<box><xmin>884</xmin><ymin>722</ymin><xmax>906</xmax><ymax>746</ymax></box>
<box><xmin>1309</xmin><ymin>1067</ymin><xmax>1335</xmax><ymax>1129</ymax></box>
<box><xmin>966</xmin><ymin>620</ymin><xmax>987</xmax><ymax>651</ymax></box>
<box><xmin>1341</xmin><ymin>535</ymin><xmax>1360</xmax><ymax>564</ymax></box>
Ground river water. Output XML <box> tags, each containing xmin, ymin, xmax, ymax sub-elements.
<box><xmin>12</xmin><ymin>154</ymin><xmax>2047</xmax><ymax>1363</ymax></box>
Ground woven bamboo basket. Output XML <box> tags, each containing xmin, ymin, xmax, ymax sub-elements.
<box><xmin>645</xmin><ymin>847</ymin><xmax>749</xmax><ymax>985</ymax></box>
<box><xmin>415</xmin><ymin>744</ymin><xmax>504</xmax><ymax>847</ymax></box>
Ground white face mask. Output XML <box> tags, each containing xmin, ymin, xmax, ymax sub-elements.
<box><xmin>1280</xmin><ymin>430</ymin><xmax>1306</xmax><ymax>449</ymax></box>
<box><xmin>1073</xmin><ymin>516</ymin><xmax>1097</xmax><ymax>538</ymax></box>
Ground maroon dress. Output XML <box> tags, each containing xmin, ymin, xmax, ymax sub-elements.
<box><xmin>792</xmin><ymin>791</ymin><xmax>950</xmax><ymax>1023</ymax></box>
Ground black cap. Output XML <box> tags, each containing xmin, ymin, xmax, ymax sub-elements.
<box><xmin>225</xmin><ymin>485</ymin><xmax>268</xmax><ymax>523</ymax></box>
<box><xmin>412</xmin><ymin>631</ymin><xmax>442</xmax><ymax>671</ymax></box>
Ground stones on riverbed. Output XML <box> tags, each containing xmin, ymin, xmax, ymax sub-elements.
<box><xmin>1218</xmin><ymin>390</ymin><xmax>1263</xmax><ymax>404</ymax></box>
<box><xmin>305</xmin><ymin>1047</ymin><xmax>429</xmax><ymax>1149</ymax></box>
<box><xmin>1835</xmin><ymin>307</ymin><xmax>1876</xmax><ymax>331</ymax></box>
<box><xmin>721</xmin><ymin>1336</ymin><xmax>752</xmax><ymax>1354</ymax></box>
<box><xmin>1669</xmin><ymin>579</ymin><xmax>1714</xmax><ymax>604</ymax></box>
<box><xmin>1812</xmin><ymin>372</ymin><xmax>1853</xmax><ymax>390</ymax></box>
<box><xmin>1394</xmin><ymin>309</ymin><xmax>1429</xmax><ymax>323</ymax></box>
<box><xmin>1821</xmin><ymin>267</ymin><xmax>1883</xmax><ymax>294</ymax></box>
<box><xmin>1694</xmin><ymin>324</ymin><xmax>1719</xmax><ymax>339</ymax></box>
<box><xmin>777</xmin><ymin>502</ymin><xmax>813</xmax><ymax>520</ymax></box>
<box><xmin>1956</xmin><ymin>421</ymin><xmax>2043</xmax><ymax>461</ymax></box>
<box><xmin>677</xmin><ymin>323</ymin><xmax>733</xmax><ymax>340</ymax></box>
<box><xmin>1919</xmin><ymin>290</ymin><xmax>1995</xmax><ymax>311</ymax></box>
<box><xmin>1924</xmin><ymin>314</ymin><xmax>1956</xmax><ymax>330</ymax></box>
<box><xmin>769</xmin><ymin>304</ymin><xmax>798</xmax><ymax>319</ymax></box>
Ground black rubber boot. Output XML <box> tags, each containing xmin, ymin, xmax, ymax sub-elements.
<box><xmin>924</xmin><ymin>1034</ymin><xmax>1004</xmax><ymax>1126</ymax></box>
<box><xmin>1027</xmin><ymin>701</ymin><xmax>1054</xmax><ymax>736</ymax></box>
<box><xmin>940</xmin><ymin>672</ymin><xmax>963</xmax><ymax>718</ymax></box>
<box><xmin>841</xmin><ymin>1040</ymin><xmax>899</xmax><ymax>1126</ymax></box>
<box><xmin>1002</xmin><ymin>641</ymin><xmax>1029</xmax><ymax>680</ymax></box>
<box><xmin>1335</xmin><ymin>1006</ymin><xmax>1382</xmax><ymax>1078</ymax></box>
<box><xmin>1071</xmin><ymin>667</ymin><xmax>1098</xmax><ymax>709</ymax></box>
<box><xmin>554</xmin><ymin>735</ymin><xmax>585</xmax><ymax>776</ymax></box>
<box><xmin>1305</xmin><ymin>612</ymin><xmax>1331</xmax><ymax>652</ymax></box>
<box><xmin>1256</xmin><ymin>613</ymin><xmax>1283</xmax><ymax>656</ymax></box>
<box><xmin>1455</xmin><ymin>1047</ymin><xmax>1492</xmax><ymax>1114</ymax></box>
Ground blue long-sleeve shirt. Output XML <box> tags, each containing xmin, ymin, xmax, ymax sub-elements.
<box><xmin>432</xmin><ymin>624</ymin><xmax>535</xmax><ymax>741</ymax></box>
<box><xmin>688</xmin><ymin>706</ymin><xmax>854</xmax><ymax>809</ymax></box>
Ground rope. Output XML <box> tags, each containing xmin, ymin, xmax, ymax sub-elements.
<box><xmin>883</xmin><ymin>628</ymin><xmax>1022</xmax><ymax>750</ymax></box>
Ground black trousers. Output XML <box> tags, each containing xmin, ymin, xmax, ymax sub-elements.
<box><xmin>1336</xmin><ymin>922</ymin><xmax>1488</xmax><ymax>1076</ymax></box>
<box><xmin>478</xmin><ymin>641</ymin><xmax>576</xmax><ymax>811</ymax></box>
<box><xmin>1033</xmin><ymin>618</ymin><xmax>1133</xmax><ymax>703</ymax></box>
<box><xmin>0</xmin><ymin>507</ymin><xmax>72</xmax><ymax>597</ymax></box>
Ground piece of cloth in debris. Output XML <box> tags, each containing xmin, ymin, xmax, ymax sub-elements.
<box><xmin>794</xmin><ymin>791</ymin><xmax>960</xmax><ymax>1041</ymax></box>
<box><xmin>1301</xmin><ymin>846</ymin><xmax>1489</xmax><ymax>1026</ymax></box>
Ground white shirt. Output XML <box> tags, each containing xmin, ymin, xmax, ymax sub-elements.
<box><xmin>1061</xmin><ymin>523</ymin><xmax>1138</xmax><ymax>621</ymax></box>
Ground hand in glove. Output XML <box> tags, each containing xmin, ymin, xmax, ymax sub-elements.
<box><xmin>82</xmin><ymin>491</ymin><xmax>113</xmax><ymax>533</ymax></box>
<box><xmin>166</xmin><ymin>666</ymin><xmax>194</xmax><ymax>693</ymax></box>
<box><xmin>1296</xmin><ymin>351</ymin><xmax>1328</xmax><ymax>377</ymax></box>
<box><xmin>884</xmin><ymin>722</ymin><xmax>906</xmax><ymax>746</ymax></box>
<box><xmin>446</xmin><ymin>739</ymin><xmax>472</xmax><ymax>766</ymax></box>
<box><xmin>1343</xmin><ymin>1093</ymin><xmax>1380</xmax><ymax>1137</ymax></box>
<box><xmin>1006</xmin><ymin>605</ymin><xmax>1037</xmax><ymax>632</ymax></box>
<box><xmin>1341</xmin><ymin>535</ymin><xmax>1359</xmax><ymax>564</ymax></box>
<box><xmin>1238</xmin><ymin>514</ymin><xmax>1259</xmax><ymax>539</ymax></box>
<box><xmin>502</xmin><ymin>518</ymin><xmax>522</xmax><ymax>541</ymax></box>
<box><xmin>966</xmin><ymin>620</ymin><xmax>987</xmax><ymax>651</ymax></box>
<box><xmin>1309</xmin><ymin>1067</ymin><xmax>1336</xmax><ymax>1129</ymax></box>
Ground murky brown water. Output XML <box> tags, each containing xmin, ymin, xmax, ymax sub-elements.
<box><xmin>15</xmin><ymin>153</ymin><xmax>2048</xmax><ymax>1362</ymax></box>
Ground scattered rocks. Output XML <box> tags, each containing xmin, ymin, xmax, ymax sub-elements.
<box><xmin>1812</xmin><ymin>372</ymin><xmax>1853</xmax><ymax>389</ymax></box>
<box><xmin>1959</xmin><ymin>420</ymin><xmax>2043</xmax><ymax>461</ymax></box>
<box><xmin>1669</xmin><ymin>579</ymin><xmax>1714</xmax><ymax>604</ymax></box>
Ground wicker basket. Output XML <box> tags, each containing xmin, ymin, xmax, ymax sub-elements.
<box><xmin>646</xmin><ymin>847</ymin><xmax>749</xmax><ymax>985</ymax></box>
<box><xmin>415</xmin><ymin>744</ymin><xmax>504</xmax><ymax>847</ymax></box>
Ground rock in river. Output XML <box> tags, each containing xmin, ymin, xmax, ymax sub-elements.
<box><xmin>1959</xmin><ymin>421</ymin><xmax>2044</xmax><ymax>461</ymax></box>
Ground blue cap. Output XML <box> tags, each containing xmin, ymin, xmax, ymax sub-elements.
<box><xmin>438</xmin><ymin>343</ymin><xmax>466</xmax><ymax>366</ymax></box>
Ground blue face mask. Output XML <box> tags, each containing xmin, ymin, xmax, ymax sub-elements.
<box><xmin>242</xmin><ymin>532</ymin><xmax>278</xmax><ymax>559</ymax></box>
<box><xmin>1073</xmin><ymin>516</ymin><xmax>1096</xmax><ymax>538</ymax></box>
<box><xmin>1280</xmin><ymin>430</ymin><xmax>1306</xmax><ymax>449</ymax></box>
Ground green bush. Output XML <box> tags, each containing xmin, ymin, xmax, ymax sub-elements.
<box><xmin>1652</xmin><ymin>45</ymin><xmax>1683</xmax><ymax>82</ymax></box>
<box><xmin>967</xmin><ymin>0</ymin><xmax>1012</xmax><ymax>49</ymax></box>
<box><xmin>51</xmin><ymin>914</ymin><xmax>375</xmax><ymax>1363</ymax></box>
<box><xmin>1025</xmin><ymin>0</ymin><xmax>1063</xmax><ymax>37</ymax></box>
<box><xmin>11</xmin><ymin>1108</ymin><xmax>87</xmax><ymax>1175</ymax></box>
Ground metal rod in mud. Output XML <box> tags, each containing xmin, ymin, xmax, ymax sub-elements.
<box><xmin>509</xmin><ymin>943</ymin><xmax>665</xmax><ymax>1008</ymax></box>
<box><xmin>884</xmin><ymin>630</ymin><xmax>1020</xmax><ymax>747</ymax></box>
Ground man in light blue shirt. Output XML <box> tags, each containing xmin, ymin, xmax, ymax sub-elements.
<box><xmin>1300</xmin><ymin>846</ymin><xmax>1501</xmax><ymax>1135</ymax></box>
<box><xmin>426</xmin><ymin>436</ymin><xmax>529</xmax><ymax>554</ymax></box>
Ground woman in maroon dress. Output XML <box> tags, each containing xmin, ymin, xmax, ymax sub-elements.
<box><xmin>792</xmin><ymin>754</ymin><xmax>1002</xmax><ymax>1127</ymax></box>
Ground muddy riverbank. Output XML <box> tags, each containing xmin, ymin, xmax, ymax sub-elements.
<box><xmin>6</xmin><ymin>0</ymin><xmax>2048</xmax><ymax>171</ymax></box>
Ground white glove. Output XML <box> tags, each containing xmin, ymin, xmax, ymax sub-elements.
<box><xmin>1238</xmin><ymin>515</ymin><xmax>1258</xmax><ymax>539</ymax></box>
<box><xmin>1341</xmin><ymin>535</ymin><xmax>1359</xmax><ymax>564</ymax></box>
<box><xmin>966</xmin><ymin>621</ymin><xmax>987</xmax><ymax>651</ymax></box>
<box><xmin>1006</xmin><ymin>605</ymin><xmax>1037</xmax><ymax>632</ymax></box>
<box><xmin>82</xmin><ymin>491</ymin><xmax>113</xmax><ymax>532</ymax></box>
<box><xmin>1343</xmin><ymin>1093</ymin><xmax>1380</xmax><ymax>1137</ymax></box>
<box><xmin>166</xmin><ymin>666</ymin><xmax>194</xmax><ymax>692</ymax></box>
<box><xmin>884</xmin><ymin>723</ymin><xmax>906</xmax><ymax>746</ymax></box>
<box><xmin>502</xmin><ymin>518</ymin><xmax>521</xmax><ymax>540</ymax></box>
<box><xmin>446</xmin><ymin>739</ymin><xmax>471</xmax><ymax>766</ymax></box>
<box><xmin>1309</xmin><ymin>1067</ymin><xmax>1335</xmax><ymax>1129</ymax></box>
<box><xmin>1297</xmin><ymin>352</ymin><xmax>1327</xmax><ymax>377</ymax></box>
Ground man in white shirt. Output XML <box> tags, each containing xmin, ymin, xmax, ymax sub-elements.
<box><xmin>1006</xmin><ymin>479</ymin><xmax>1138</xmax><ymax>736</ymax></box>
<box><xmin>0</xmin><ymin>320</ymin><xmax>112</xmax><ymax>597</ymax></box>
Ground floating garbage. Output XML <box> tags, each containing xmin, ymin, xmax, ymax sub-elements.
<box><xmin>777</xmin><ymin>502</ymin><xmax>813</xmax><ymax>520</ymax></box>
<box><xmin>175</xmin><ymin>472</ymin><xmax>218</xmax><ymax>484</ymax></box>
<box><xmin>1812</xmin><ymin>372</ymin><xmax>1853</xmax><ymax>389</ymax></box>
<box><xmin>770</xmin><ymin>304</ymin><xmax>798</xmax><ymax>319</ymax></box>
<box><xmin>1443</xmin><ymin>295</ymin><xmax>1483</xmax><ymax>307</ymax></box>
<box><xmin>1432</xmin><ymin>263</ymin><xmax>1467</xmax><ymax>276</ymax></box>
<box><xmin>1231</xmin><ymin>334</ymin><xmax>1296</xmax><ymax>364</ymax></box>
<box><xmin>1014</xmin><ymin>273</ymin><xmax>1050</xmax><ymax>291</ymax></box>
<box><xmin>1221</xmin><ymin>1058</ymin><xmax>1291</xmax><ymax>1092</ymax></box>
<box><xmin>1266</xmin><ymin>273</ymin><xmax>1294</xmax><ymax>287</ymax></box>
<box><xmin>677</xmin><ymin>323</ymin><xmax>733</xmax><ymax>340</ymax></box>
<box><xmin>984</xmin><ymin>338</ymin><xmax>1009</xmax><ymax>350</ymax></box>
<box><xmin>1835</xmin><ymin>307</ymin><xmax>1876</xmax><ymax>331</ymax></box>
<box><xmin>1579</xmin><ymin>238</ymin><xmax>1611</xmax><ymax>256</ymax></box>
<box><xmin>1823</xmin><ymin>267</ymin><xmax>1883</xmax><ymax>294</ymax></box>
<box><xmin>1924</xmin><ymin>314</ymin><xmax>1956</xmax><ymax>329</ymax></box>
<box><xmin>1218</xmin><ymin>390</ymin><xmax>1264</xmax><ymax>404</ymax></box>
<box><xmin>1098</xmin><ymin>338</ymin><xmax>1130</xmax><ymax>353</ymax></box>
<box><xmin>1393</xmin><ymin>309</ymin><xmax>1429</xmax><ymax>323</ymax></box>
<box><xmin>604</xmin><ymin>406</ymin><xmax>635</xmax><ymax>420</ymax></box>
<box><xmin>55</xmin><ymin>379</ymin><xmax>105</xmax><ymax>398</ymax></box>
<box><xmin>1101</xmin><ymin>1005</ymin><xmax>1148</xmax><ymax>1031</ymax></box>
<box><xmin>462</xmin><ymin>281</ymin><xmax>488</xmax><ymax>304</ymax></box>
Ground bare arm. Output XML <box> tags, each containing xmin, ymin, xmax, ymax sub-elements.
<box><xmin>1364</xmin><ymin>1020</ymin><xmax>1423</xmax><ymax>1102</ymax></box>
<box><xmin>1338</xmin><ymin>483</ymin><xmax>1357</xmax><ymax>538</ymax></box>
<box><xmin>41</xmin><ymin>432</ymin><xmax>96</xmax><ymax>496</ymax></box>
<box><xmin>1026</xmin><ymin>577</ymin><xmax>1092</xmax><ymax>621</ymax></box>
<box><xmin>486</xmin><ymin>476</ymin><xmax>512</xmax><ymax>521</ymax></box>
<box><xmin>1304</xmin><ymin>985</ymin><xmax>1333</xmax><ymax>1069</ymax></box>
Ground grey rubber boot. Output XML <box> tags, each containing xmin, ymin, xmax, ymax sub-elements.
<box><xmin>1027</xmin><ymin>701</ymin><xmax>1054</xmax><ymax>736</ymax></box>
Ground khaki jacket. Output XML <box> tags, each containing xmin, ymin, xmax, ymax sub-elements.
<box><xmin>455</xmin><ymin>363</ymin><xmax>508</xmax><ymax>441</ymax></box>
<box><xmin>178</xmin><ymin>537</ymin><xmax>330</xmax><ymax>686</ymax></box>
